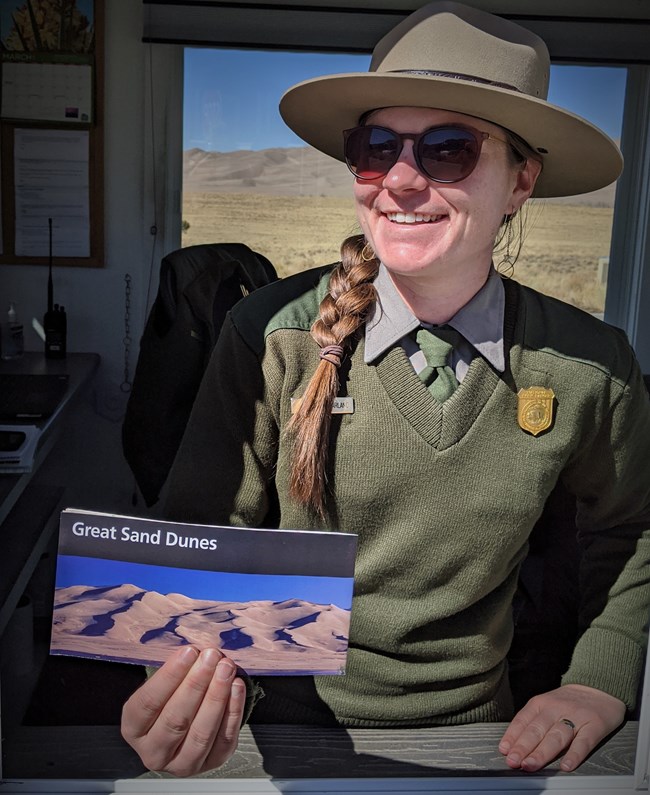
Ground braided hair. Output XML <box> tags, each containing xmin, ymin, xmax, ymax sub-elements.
<box><xmin>287</xmin><ymin>234</ymin><xmax>379</xmax><ymax>518</ymax></box>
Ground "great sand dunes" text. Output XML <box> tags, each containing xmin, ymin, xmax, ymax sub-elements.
<box><xmin>71</xmin><ymin>522</ymin><xmax>218</xmax><ymax>550</ymax></box>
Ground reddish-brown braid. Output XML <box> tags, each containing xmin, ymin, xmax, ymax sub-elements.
<box><xmin>287</xmin><ymin>234</ymin><xmax>379</xmax><ymax>518</ymax></box>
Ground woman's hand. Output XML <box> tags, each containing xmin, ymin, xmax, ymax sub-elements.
<box><xmin>121</xmin><ymin>646</ymin><xmax>247</xmax><ymax>777</ymax></box>
<box><xmin>499</xmin><ymin>684</ymin><xmax>626</xmax><ymax>773</ymax></box>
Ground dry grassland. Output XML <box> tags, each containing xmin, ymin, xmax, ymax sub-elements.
<box><xmin>183</xmin><ymin>192</ymin><xmax>613</xmax><ymax>314</ymax></box>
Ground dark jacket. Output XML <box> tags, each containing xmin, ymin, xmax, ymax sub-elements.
<box><xmin>123</xmin><ymin>243</ymin><xmax>277</xmax><ymax>505</ymax></box>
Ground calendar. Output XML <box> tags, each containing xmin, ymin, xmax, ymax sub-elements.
<box><xmin>1</xmin><ymin>61</ymin><xmax>92</xmax><ymax>123</ymax></box>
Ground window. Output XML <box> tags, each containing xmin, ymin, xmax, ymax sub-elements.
<box><xmin>516</xmin><ymin>65</ymin><xmax>626</xmax><ymax>316</ymax></box>
<box><xmin>182</xmin><ymin>49</ymin><xmax>367</xmax><ymax>278</ymax></box>
<box><xmin>182</xmin><ymin>51</ymin><xmax>626</xmax><ymax>316</ymax></box>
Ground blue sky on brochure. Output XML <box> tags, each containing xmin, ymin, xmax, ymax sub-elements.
<box><xmin>183</xmin><ymin>48</ymin><xmax>626</xmax><ymax>153</ymax></box>
<box><xmin>56</xmin><ymin>555</ymin><xmax>354</xmax><ymax>607</ymax></box>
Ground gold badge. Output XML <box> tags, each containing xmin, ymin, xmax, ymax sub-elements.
<box><xmin>517</xmin><ymin>387</ymin><xmax>555</xmax><ymax>436</ymax></box>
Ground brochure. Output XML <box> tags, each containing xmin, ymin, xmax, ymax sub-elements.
<box><xmin>51</xmin><ymin>509</ymin><xmax>357</xmax><ymax>675</ymax></box>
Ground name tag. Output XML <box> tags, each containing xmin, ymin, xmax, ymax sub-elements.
<box><xmin>291</xmin><ymin>397</ymin><xmax>355</xmax><ymax>414</ymax></box>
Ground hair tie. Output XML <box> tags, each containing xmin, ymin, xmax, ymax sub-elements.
<box><xmin>319</xmin><ymin>344</ymin><xmax>345</xmax><ymax>367</ymax></box>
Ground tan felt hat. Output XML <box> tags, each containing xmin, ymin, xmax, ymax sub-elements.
<box><xmin>279</xmin><ymin>1</ymin><xmax>622</xmax><ymax>198</ymax></box>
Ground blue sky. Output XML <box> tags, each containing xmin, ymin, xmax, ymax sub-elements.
<box><xmin>55</xmin><ymin>555</ymin><xmax>354</xmax><ymax>608</ymax></box>
<box><xmin>183</xmin><ymin>48</ymin><xmax>626</xmax><ymax>152</ymax></box>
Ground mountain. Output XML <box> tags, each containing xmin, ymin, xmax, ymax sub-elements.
<box><xmin>183</xmin><ymin>145</ymin><xmax>616</xmax><ymax>206</ymax></box>
<box><xmin>183</xmin><ymin>145</ymin><xmax>353</xmax><ymax>197</ymax></box>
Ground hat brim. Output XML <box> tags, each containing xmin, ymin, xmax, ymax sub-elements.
<box><xmin>279</xmin><ymin>73</ymin><xmax>622</xmax><ymax>199</ymax></box>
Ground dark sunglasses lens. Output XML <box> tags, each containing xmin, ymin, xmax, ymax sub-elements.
<box><xmin>419</xmin><ymin>127</ymin><xmax>481</xmax><ymax>182</ymax></box>
<box><xmin>345</xmin><ymin>127</ymin><xmax>400</xmax><ymax>179</ymax></box>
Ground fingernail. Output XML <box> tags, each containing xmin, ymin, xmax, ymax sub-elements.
<box><xmin>216</xmin><ymin>659</ymin><xmax>235</xmax><ymax>680</ymax></box>
<box><xmin>560</xmin><ymin>758</ymin><xmax>576</xmax><ymax>772</ymax></box>
<box><xmin>499</xmin><ymin>741</ymin><xmax>510</xmax><ymax>754</ymax></box>
<box><xmin>199</xmin><ymin>648</ymin><xmax>221</xmax><ymax>669</ymax></box>
<box><xmin>179</xmin><ymin>646</ymin><xmax>199</xmax><ymax>664</ymax></box>
<box><xmin>507</xmin><ymin>752</ymin><xmax>521</xmax><ymax>766</ymax></box>
<box><xmin>231</xmin><ymin>679</ymin><xmax>246</xmax><ymax>696</ymax></box>
<box><xmin>522</xmin><ymin>757</ymin><xmax>538</xmax><ymax>772</ymax></box>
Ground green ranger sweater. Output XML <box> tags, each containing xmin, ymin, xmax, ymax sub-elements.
<box><xmin>165</xmin><ymin>266</ymin><xmax>650</xmax><ymax>727</ymax></box>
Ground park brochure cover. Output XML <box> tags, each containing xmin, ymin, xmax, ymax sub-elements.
<box><xmin>51</xmin><ymin>509</ymin><xmax>357</xmax><ymax>675</ymax></box>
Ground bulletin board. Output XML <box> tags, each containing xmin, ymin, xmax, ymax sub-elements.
<box><xmin>0</xmin><ymin>0</ymin><xmax>104</xmax><ymax>268</ymax></box>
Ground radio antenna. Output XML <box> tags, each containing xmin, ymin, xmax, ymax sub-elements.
<box><xmin>48</xmin><ymin>217</ymin><xmax>54</xmax><ymax>313</ymax></box>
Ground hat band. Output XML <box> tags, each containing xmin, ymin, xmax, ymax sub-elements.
<box><xmin>389</xmin><ymin>69</ymin><xmax>521</xmax><ymax>93</ymax></box>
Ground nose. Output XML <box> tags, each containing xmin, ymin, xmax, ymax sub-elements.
<box><xmin>382</xmin><ymin>139</ymin><xmax>430</xmax><ymax>192</ymax></box>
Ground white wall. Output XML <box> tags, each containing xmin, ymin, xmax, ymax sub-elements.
<box><xmin>2</xmin><ymin>2</ymin><xmax>145</xmax><ymax>396</ymax></box>
<box><xmin>0</xmin><ymin>1</ymin><xmax>172</xmax><ymax>513</ymax></box>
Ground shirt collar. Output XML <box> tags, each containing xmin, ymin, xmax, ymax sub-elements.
<box><xmin>364</xmin><ymin>264</ymin><xmax>505</xmax><ymax>373</ymax></box>
<box><xmin>364</xmin><ymin>264</ymin><xmax>420</xmax><ymax>363</ymax></box>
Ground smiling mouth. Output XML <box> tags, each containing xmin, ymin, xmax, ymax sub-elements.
<box><xmin>385</xmin><ymin>212</ymin><xmax>446</xmax><ymax>223</ymax></box>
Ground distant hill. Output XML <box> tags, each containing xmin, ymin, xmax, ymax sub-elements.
<box><xmin>183</xmin><ymin>145</ymin><xmax>616</xmax><ymax>206</ymax></box>
<box><xmin>183</xmin><ymin>145</ymin><xmax>353</xmax><ymax>198</ymax></box>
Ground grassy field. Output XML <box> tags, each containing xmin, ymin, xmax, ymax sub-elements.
<box><xmin>182</xmin><ymin>192</ymin><xmax>613</xmax><ymax>314</ymax></box>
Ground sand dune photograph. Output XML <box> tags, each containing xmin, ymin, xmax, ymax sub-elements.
<box><xmin>51</xmin><ymin>581</ymin><xmax>351</xmax><ymax>674</ymax></box>
<box><xmin>53</xmin><ymin>511</ymin><xmax>357</xmax><ymax>675</ymax></box>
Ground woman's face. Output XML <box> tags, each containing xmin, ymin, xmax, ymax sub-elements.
<box><xmin>352</xmin><ymin>106</ymin><xmax>540</xmax><ymax>285</ymax></box>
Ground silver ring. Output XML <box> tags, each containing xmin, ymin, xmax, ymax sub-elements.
<box><xmin>560</xmin><ymin>718</ymin><xmax>576</xmax><ymax>731</ymax></box>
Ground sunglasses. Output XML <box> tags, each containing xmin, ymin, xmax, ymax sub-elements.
<box><xmin>343</xmin><ymin>124</ymin><xmax>508</xmax><ymax>183</ymax></box>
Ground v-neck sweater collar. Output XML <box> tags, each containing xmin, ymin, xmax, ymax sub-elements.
<box><xmin>372</xmin><ymin>278</ymin><xmax>518</xmax><ymax>450</ymax></box>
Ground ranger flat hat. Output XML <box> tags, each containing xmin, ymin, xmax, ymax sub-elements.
<box><xmin>279</xmin><ymin>1</ymin><xmax>622</xmax><ymax>198</ymax></box>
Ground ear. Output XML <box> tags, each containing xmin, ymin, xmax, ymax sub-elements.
<box><xmin>507</xmin><ymin>158</ymin><xmax>542</xmax><ymax>214</ymax></box>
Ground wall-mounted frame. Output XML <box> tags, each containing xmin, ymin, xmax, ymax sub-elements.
<box><xmin>0</xmin><ymin>0</ymin><xmax>104</xmax><ymax>268</ymax></box>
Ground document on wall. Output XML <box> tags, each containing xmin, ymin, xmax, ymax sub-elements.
<box><xmin>14</xmin><ymin>128</ymin><xmax>90</xmax><ymax>257</ymax></box>
<box><xmin>2</xmin><ymin>62</ymin><xmax>92</xmax><ymax>123</ymax></box>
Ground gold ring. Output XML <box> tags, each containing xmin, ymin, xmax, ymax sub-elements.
<box><xmin>560</xmin><ymin>718</ymin><xmax>576</xmax><ymax>731</ymax></box>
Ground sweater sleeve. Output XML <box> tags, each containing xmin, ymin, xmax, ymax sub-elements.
<box><xmin>161</xmin><ymin>313</ymin><xmax>280</xmax><ymax>725</ymax></box>
<box><xmin>560</xmin><ymin>356</ymin><xmax>650</xmax><ymax>709</ymax></box>
<box><xmin>163</xmin><ymin>312</ymin><xmax>280</xmax><ymax>529</ymax></box>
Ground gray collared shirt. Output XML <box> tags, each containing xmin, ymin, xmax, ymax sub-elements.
<box><xmin>364</xmin><ymin>264</ymin><xmax>505</xmax><ymax>382</ymax></box>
